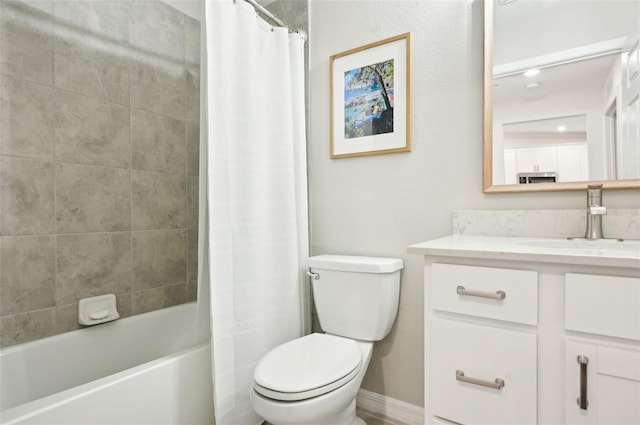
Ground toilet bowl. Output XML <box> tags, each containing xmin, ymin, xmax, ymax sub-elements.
<box><xmin>250</xmin><ymin>333</ymin><xmax>373</xmax><ymax>425</ymax></box>
<box><xmin>250</xmin><ymin>255</ymin><xmax>403</xmax><ymax>425</ymax></box>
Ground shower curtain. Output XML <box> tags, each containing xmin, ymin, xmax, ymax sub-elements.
<box><xmin>205</xmin><ymin>1</ymin><xmax>309</xmax><ymax>424</ymax></box>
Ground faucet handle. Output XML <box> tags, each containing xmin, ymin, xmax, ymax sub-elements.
<box><xmin>589</xmin><ymin>206</ymin><xmax>607</xmax><ymax>215</ymax></box>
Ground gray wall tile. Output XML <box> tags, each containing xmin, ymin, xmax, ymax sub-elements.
<box><xmin>56</xmin><ymin>163</ymin><xmax>131</xmax><ymax>233</ymax></box>
<box><xmin>116</xmin><ymin>293</ymin><xmax>132</xmax><ymax>318</ymax></box>
<box><xmin>0</xmin><ymin>0</ymin><xmax>200</xmax><ymax>347</ymax></box>
<box><xmin>130</xmin><ymin>0</ymin><xmax>184</xmax><ymax>62</ymax></box>
<box><xmin>53</xmin><ymin>34</ymin><xmax>130</xmax><ymax>105</ymax></box>
<box><xmin>186</xmin><ymin>120</ymin><xmax>200</xmax><ymax>176</ymax></box>
<box><xmin>0</xmin><ymin>0</ymin><xmax>54</xmax><ymax>86</ymax></box>
<box><xmin>0</xmin><ymin>235</ymin><xmax>56</xmax><ymax>316</ymax></box>
<box><xmin>132</xmin><ymin>230</ymin><xmax>186</xmax><ymax>290</ymax></box>
<box><xmin>56</xmin><ymin>232</ymin><xmax>131</xmax><ymax>304</ymax></box>
<box><xmin>129</xmin><ymin>1</ymin><xmax>185</xmax><ymax>119</ymax></box>
<box><xmin>54</xmin><ymin>90</ymin><xmax>130</xmax><ymax>168</ymax></box>
<box><xmin>184</xmin><ymin>15</ymin><xmax>200</xmax><ymax>69</ymax></box>
<box><xmin>187</xmin><ymin>175</ymin><xmax>199</xmax><ymax>230</ymax></box>
<box><xmin>187</xmin><ymin>229</ymin><xmax>198</xmax><ymax>284</ymax></box>
<box><xmin>186</xmin><ymin>67</ymin><xmax>199</xmax><ymax>122</ymax></box>
<box><xmin>130</xmin><ymin>55</ymin><xmax>185</xmax><ymax>120</ymax></box>
<box><xmin>187</xmin><ymin>278</ymin><xmax>197</xmax><ymax>302</ymax></box>
<box><xmin>0</xmin><ymin>77</ymin><xmax>55</xmax><ymax>159</ymax></box>
<box><xmin>185</xmin><ymin>16</ymin><xmax>200</xmax><ymax>122</ymax></box>
<box><xmin>0</xmin><ymin>157</ymin><xmax>55</xmax><ymax>235</ymax></box>
<box><xmin>54</xmin><ymin>303</ymin><xmax>81</xmax><ymax>333</ymax></box>
<box><xmin>54</xmin><ymin>0</ymin><xmax>130</xmax><ymax>43</ymax></box>
<box><xmin>132</xmin><ymin>283</ymin><xmax>187</xmax><ymax>315</ymax></box>
<box><xmin>131</xmin><ymin>170</ymin><xmax>186</xmax><ymax>230</ymax></box>
<box><xmin>131</xmin><ymin>108</ymin><xmax>186</xmax><ymax>174</ymax></box>
<box><xmin>0</xmin><ymin>308</ymin><xmax>57</xmax><ymax>346</ymax></box>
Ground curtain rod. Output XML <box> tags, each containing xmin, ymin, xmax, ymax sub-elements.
<box><xmin>241</xmin><ymin>0</ymin><xmax>306</xmax><ymax>39</ymax></box>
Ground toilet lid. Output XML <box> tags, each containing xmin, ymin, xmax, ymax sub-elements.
<box><xmin>253</xmin><ymin>333</ymin><xmax>361</xmax><ymax>401</ymax></box>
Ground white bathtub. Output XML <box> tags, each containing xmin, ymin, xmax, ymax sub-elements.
<box><xmin>0</xmin><ymin>303</ymin><xmax>214</xmax><ymax>424</ymax></box>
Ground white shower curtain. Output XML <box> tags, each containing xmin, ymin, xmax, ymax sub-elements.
<box><xmin>205</xmin><ymin>1</ymin><xmax>309</xmax><ymax>424</ymax></box>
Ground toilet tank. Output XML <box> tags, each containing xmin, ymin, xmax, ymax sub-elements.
<box><xmin>309</xmin><ymin>255</ymin><xmax>403</xmax><ymax>341</ymax></box>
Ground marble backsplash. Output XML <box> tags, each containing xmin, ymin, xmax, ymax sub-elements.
<box><xmin>453</xmin><ymin>209</ymin><xmax>640</xmax><ymax>240</ymax></box>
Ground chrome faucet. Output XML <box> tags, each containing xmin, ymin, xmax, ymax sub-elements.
<box><xmin>584</xmin><ymin>184</ymin><xmax>606</xmax><ymax>239</ymax></box>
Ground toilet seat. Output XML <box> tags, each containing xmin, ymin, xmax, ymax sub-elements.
<box><xmin>253</xmin><ymin>333</ymin><xmax>362</xmax><ymax>401</ymax></box>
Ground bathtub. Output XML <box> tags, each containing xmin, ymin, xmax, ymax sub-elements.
<box><xmin>0</xmin><ymin>302</ymin><xmax>214</xmax><ymax>424</ymax></box>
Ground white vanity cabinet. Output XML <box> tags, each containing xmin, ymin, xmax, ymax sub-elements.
<box><xmin>564</xmin><ymin>273</ymin><xmax>640</xmax><ymax>425</ymax></box>
<box><xmin>565</xmin><ymin>341</ymin><xmax>640</xmax><ymax>425</ymax></box>
<box><xmin>428</xmin><ymin>263</ymin><xmax>538</xmax><ymax>425</ymax></box>
<box><xmin>409</xmin><ymin>235</ymin><xmax>640</xmax><ymax>425</ymax></box>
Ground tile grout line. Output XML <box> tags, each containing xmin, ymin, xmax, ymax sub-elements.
<box><xmin>184</xmin><ymin>16</ymin><xmax>190</xmax><ymax>303</ymax></box>
<box><xmin>51</xmin><ymin>0</ymin><xmax>60</xmax><ymax>338</ymax></box>
<box><xmin>129</xmin><ymin>8</ymin><xmax>134</xmax><ymax>317</ymax></box>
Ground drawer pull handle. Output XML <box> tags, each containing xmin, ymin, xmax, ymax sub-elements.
<box><xmin>456</xmin><ymin>370</ymin><xmax>505</xmax><ymax>390</ymax></box>
<box><xmin>456</xmin><ymin>286</ymin><xmax>506</xmax><ymax>300</ymax></box>
<box><xmin>576</xmin><ymin>355</ymin><xmax>589</xmax><ymax>410</ymax></box>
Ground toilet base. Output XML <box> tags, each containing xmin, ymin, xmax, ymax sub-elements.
<box><xmin>301</xmin><ymin>399</ymin><xmax>365</xmax><ymax>425</ymax></box>
<box><xmin>256</xmin><ymin>398</ymin><xmax>365</xmax><ymax>425</ymax></box>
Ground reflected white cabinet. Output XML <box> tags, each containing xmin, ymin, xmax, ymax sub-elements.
<box><xmin>504</xmin><ymin>144</ymin><xmax>588</xmax><ymax>182</ymax></box>
<box><xmin>515</xmin><ymin>147</ymin><xmax>557</xmax><ymax>172</ymax></box>
<box><xmin>557</xmin><ymin>145</ymin><xmax>588</xmax><ymax>182</ymax></box>
<box><xmin>419</xmin><ymin>255</ymin><xmax>639</xmax><ymax>425</ymax></box>
<box><xmin>504</xmin><ymin>149</ymin><xmax>518</xmax><ymax>184</ymax></box>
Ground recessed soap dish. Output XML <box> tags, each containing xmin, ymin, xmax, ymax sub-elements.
<box><xmin>78</xmin><ymin>294</ymin><xmax>120</xmax><ymax>326</ymax></box>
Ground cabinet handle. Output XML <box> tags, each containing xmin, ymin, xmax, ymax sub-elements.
<box><xmin>456</xmin><ymin>285</ymin><xmax>506</xmax><ymax>300</ymax></box>
<box><xmin>577</xmin><ymin>355</ymin><xmax>589</xmax><ymax>410</ymax></box>
<box><xmin>456</xmin><ymin>370</ymin><xmax>505</xmax><ymax>390</ymax></box>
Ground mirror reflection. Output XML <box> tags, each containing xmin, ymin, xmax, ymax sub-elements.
<box><xmin>487</xmin><ymin>0</ymin><xmax>640</xmax><ymax>190</ymax></box>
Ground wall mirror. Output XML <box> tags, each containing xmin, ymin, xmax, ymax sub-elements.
<box><xmin>483</xmin><ymin>0</ymin><xmax>640</xmax><ymax>193</ymax></box>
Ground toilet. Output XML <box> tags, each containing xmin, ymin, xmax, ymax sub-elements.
<box><xmin>250</xmin><ymin>254</ymin><xmax>403</xmax><ymax>425</ymax></box>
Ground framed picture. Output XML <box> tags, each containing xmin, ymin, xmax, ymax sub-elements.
<box><xmin>330</xmin><ymin>33</ymin><xmax>411</xmax><ymax>159</ymax></box>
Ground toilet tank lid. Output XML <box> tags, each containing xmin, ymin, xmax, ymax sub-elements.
<box><xmin>309</xmin><ymin>255</ymin><xmax>403</xmax><ymax>273</ymax></box>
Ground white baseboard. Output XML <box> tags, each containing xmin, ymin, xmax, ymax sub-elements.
<box><xmin>356</xmin><ymin>389</ymin><xmax>424</xmax><ymax>425</ymax></box>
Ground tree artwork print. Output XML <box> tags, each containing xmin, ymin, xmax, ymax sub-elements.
<box><xmin>343</xmin><ymin>59</ymin><xmax>394</xmax><ymax>139</ymax></box>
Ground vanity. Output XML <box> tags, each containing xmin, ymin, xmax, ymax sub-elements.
<box><xmin>409</xmin><ymin>235</ymin><xmax>640</xmax><ymax>425</ymax></box>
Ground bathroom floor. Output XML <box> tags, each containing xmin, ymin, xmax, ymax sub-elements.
<box><xmin>356</xmin><ymin>407</ymin><xmax>412</xmax><ymax>425</ymax></box>
<box><xmin>265</xmin><ymin>408</ymin><xmax>408</xmax><ymax>425</ymax></box>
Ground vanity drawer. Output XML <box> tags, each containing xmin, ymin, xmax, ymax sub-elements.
<box><xmin>431</xmin><ymin>263</ymin><xmax>538</xmax><ymax>325</ymax></box>
<box><xmin>566</xmin><ymin>273</ymin><xmax>640</xmax><ymax>341</ymax></box>
<box><xmin>431</xmin><ymin>318</ymin><xmax>537</xmax><ymax>425</ymax></box>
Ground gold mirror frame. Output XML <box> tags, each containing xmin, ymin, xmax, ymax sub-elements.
<box><xmin>482</xmin><ymin>0</ymin><xmax>640</xmax><ymax>194</ymax></box>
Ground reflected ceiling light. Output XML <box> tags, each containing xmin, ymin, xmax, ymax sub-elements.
<box><xmin>524</xmin><ymin>69</ymin><xmax>540</xmax><ymax>77</ymax></box>
<box><xmin>557</xmin><ymin>126</ymin><xmax>567</xmax><ymax>132</ymax></box>
<box><xmin>526</xmin><ymin>82</ymin><xmax>540</xmax><ymax>89</ymax></box>
<box><xmin>498</xmin><ymin>0</ymin><xmax>519</xmax><ymax>5</ymax></box>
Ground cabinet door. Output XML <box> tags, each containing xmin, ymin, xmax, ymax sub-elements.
<box><xmin>618</xmin><ymin>33</ymin><xmax>639</xmax><ymax>179</ymax></box>
<box><xmin>534</xmin><ymin>147</ymin><xmax>558</xmax><ymax>172</ymax></box>
<box><xmin>565</xmin><ymin>273</ymin><xmax>640</xmax><ymax>341</ymax></box>
<box><xmin>515</xmin><ymin>147</ymin><xmax>558</xmax><ymax>172</ymax></box>
<box><xmin>515</xmin><ymin>148</ymin><xmax>537</xmax><ymax>172</ymax></box>
<box><xmin>504</xmin><ymin>149</ymin><xmax>517</xmax><ymax>184</ymax></box>
<box><xmin>566</xmin><ymin>341</ymin><xmax>640</xmax><ymax>425</ymax></box>
<box><xmin>557</xmin><ymin>145</ymin><xmax>588</xmax><ymax>182</ymax></box>
<box><xmin>431</xmin><ymin>319</ymin><xmax>537</xmax><ymax>425</ymax></box>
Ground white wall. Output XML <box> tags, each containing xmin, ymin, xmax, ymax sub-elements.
<box><xmin>309</xmin><ymin>0</ymin><xmax>640</xmax><ymax>407</ymax></box>
<box><xmin>493</xmin><ymin>0</ymin><xmax>638</xmax><ymax>66</ymax></box>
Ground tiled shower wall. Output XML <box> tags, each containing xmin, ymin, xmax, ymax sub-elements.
<box><xmin>0</xmin><ymin>0</ymin><xmax>200</xmax><ymax>347</ymax></box>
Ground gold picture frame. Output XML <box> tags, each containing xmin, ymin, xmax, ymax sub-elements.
<box><xmin>330</xmin><ymin>33</ymin><xmax>412</xmax><ymax>159</ymax></box>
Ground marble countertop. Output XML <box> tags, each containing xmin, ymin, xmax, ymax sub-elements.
<box><xmin>408</xmin><ymin>235</ymin><xmax>640</xmax><ymax>269</ymax></box>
